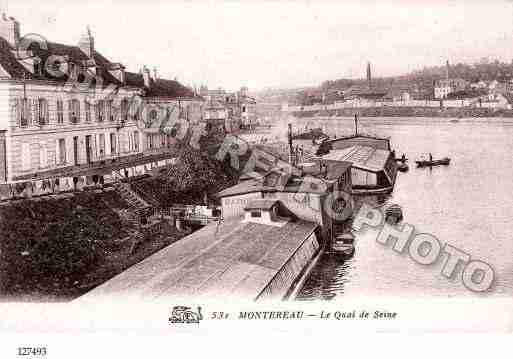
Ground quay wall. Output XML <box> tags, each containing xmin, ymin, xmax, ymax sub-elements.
<box><xmin>287</xmin><ymin>106</ymin><xmax>513</xmax><ymax>118</ymax></box>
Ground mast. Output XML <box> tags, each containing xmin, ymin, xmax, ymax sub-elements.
<box><xmin>288</xmin><ymin>123</ymin><xmax>294</xmax><ymax>164</ymax></box>
<box><xmin>354</xmin><ymin>113</ymin><xmax>358</xmax><ymax>136</ymax></box>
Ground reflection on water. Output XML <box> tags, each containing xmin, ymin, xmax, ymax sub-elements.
<box><xmin>297</xmin><ymin>253</ymin><xmax>354</xmax><ymax>301</ymax></box>
<box><xmin>296</xmin><ymin>117</ymin><xmax>513</xmax><ymax>300</ymax></box>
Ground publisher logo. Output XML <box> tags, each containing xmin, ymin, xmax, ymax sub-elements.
<box><xmin>169</xmin><ymin>306</ymin><xmax>203</xmax><ymax>324</ymax></box>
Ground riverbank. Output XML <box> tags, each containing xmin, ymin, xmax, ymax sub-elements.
<box><xmin>290</xmin><ymin>106</ymin><xmax>513</xmax><ymax>118</ymax></box>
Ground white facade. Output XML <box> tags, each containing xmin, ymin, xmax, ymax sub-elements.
<box><xmin>0</xmin><ymin>13</ymin><xmax>202</xmax><ymax>184</ymax></box>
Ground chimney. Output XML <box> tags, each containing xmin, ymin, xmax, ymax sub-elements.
<box><xmin>78</xmin><ymin>26</ymin><xmax>94</xmax><ymax>58</ymax></box>
<box><xmin>0</xmin><ymin>13</ymin><xmax>20</xmax><ymax>47</ymax></box>
<box><xmin>445</xmin><ymin>60</ymin><xmax>450</xmax><ymax>80</ymax></box>
<box><xmin>142</xmin><ymin>66</ymin><xmax>151</xmax><ymax>88</ymax></box>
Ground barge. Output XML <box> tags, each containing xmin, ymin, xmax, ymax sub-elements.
<box><xmin>321</xmin><ymin>136</ymin><xmax>398</xmax><ymax>196</ymax></box>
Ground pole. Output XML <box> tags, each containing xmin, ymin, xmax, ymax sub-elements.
<box><xmin>288</xmin><ymin>123</ymin><xmax>293</xmax><ymax>164</ymax></box>
<box><xmin>354</xmin><ymin>113</ymin><xmax>358</xmax><ymax>136</ymax></box>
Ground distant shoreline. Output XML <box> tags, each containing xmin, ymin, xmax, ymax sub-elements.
<box><xmin>288</xmin><ymin>106</ymin><xmax>513</xmax><ymax>119</ymax></box>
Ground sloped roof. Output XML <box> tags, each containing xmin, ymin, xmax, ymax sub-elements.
<box><xmin>0</xmin><ymin>37</ymin><xmax>121</xmax><ymax>85</ymax></box>
<box><xmin>244</xmin><ymin>199</ymin><xmax>279</xmax><ymax>211</ymax></box>
<box><xmin>124</xmin><ymin>71</ymin><xmax>145</xmax><ymax>88</ymax></box>
<box><xmin>322</xmin><ymin>145</ymin><xmax>390</xmax><ymax>173</ymax></box>
<box><xmin>0</xmin><ymin>35</ymin><xmax>197</xmax><ymax>99</ymax></box>
<box><xmin>77</xmin><ymin>217</ymin><xmax>318</xmax><ymax>300</ymax></box>
<box><xmin>217</xmin><ymin>170</ymin><xmax>329</xmax><ymax>198</ymax></box>
<box><xmin>124</xmin><ymin>71</ymin><xmax>196</xmax><ymax>98</ymax></box>
<box><xmin>147</xmin><ymin>78</ymin><xmax>195</xmax><ymax>98</ymax></box>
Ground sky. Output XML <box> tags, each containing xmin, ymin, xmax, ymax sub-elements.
<box><xmin>4</xmin><ymin>0</ymin><xmax>513</xmax><ymax>91</ymax></box>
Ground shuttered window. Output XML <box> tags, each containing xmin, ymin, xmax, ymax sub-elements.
<box><xmin>85</xmin><ymin>100</ymin><xmax>91</xmax><ymax>122</ymax></box>
<box><xmin>57</xmin><ymin>100</ymin><xmax>64</xmax><ymax>124</ymax></box>
<box><xmin>96</xmin><ymin>100</ymin><xmax>105</xmax><ymax>122</ymax></box>
<box><xmin>68</xmin><ymin>99</ymin><xmax>80</xmax><ymax>124</ymax></box>
<box><xmin>37</xmin><ymin>98</ymin><xmax>49</xmax><ymax>125</ymax></box>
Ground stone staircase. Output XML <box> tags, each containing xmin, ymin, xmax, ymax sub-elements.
<box><xmin>113</xmin><ymin>182</ymin><xmax>152</xmax><ymax>213</ymax></box>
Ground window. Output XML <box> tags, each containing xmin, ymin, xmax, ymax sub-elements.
<box><xmin>96</xmin><ymin>100</ymin><xmax>105</xmax><ymax>122</ymax></box>
<box><xmin>251</xmin><ymin>211</ymin><xmax>261</xmax><ymax>218</ymax></box>
<box><xmin>133</xmin><ymin>131</ymin><xmax>139</xmax><ymax>151</ymax></box>
<box><xmin>68</xmin><ymin>62</ymin><xmax>76</xmax><ymax>79</ymax></box>
<box><xmin>37</xmin><ymin>98</ymin><xmax>48</xmax><ymax>125</ymax></box>
<box><xmin>107</xmin><ymin>100</ymin><xmax>114</xmax><ymax>121</ymax></box>
<box><xmin>68</xmin><ymin>99</ymin><xmax>80</xmax><ymax>124</ymax></box>
<box><xmin>120</xmin><ymin>98</ymin><xmax>129</xmax><ymax>123</ymax></box>
<box><xmin>33</xmin><ymin>59</ymin><xmax>42</xmax><ymax>76</ymax></box>
<box><xmin>85</xmin><ymin>100</ymin><xmax>91</xmax><ymax>122</ymax></box>
<box><xmin>110</xmin><ymin>133</ymin><xmax>116</xmax><ymax>155</ymax></box>
<box><xmin>149</xmin><ymin>109</ymin><xmax>158</xmax><ymax>121</ymax></box>
<box><xmin>98</xmin><ymin>134</ymin><xmax>105</xmax><ymax>158</ymax></box>
<box><xmin>16</xmin><ymin>98</ymin><xmax>29</xmax><ymax>127</ymax></box>
<box><xmin>57</xmin><ymin>100</ymin><xmax>64</xmax><ymax>124</ymax></box>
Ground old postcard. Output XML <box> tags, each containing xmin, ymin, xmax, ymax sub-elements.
<box><xmin>0</xmin><ymin>0</ymin><xmax>512</xmax><ymax>356</ymax></box>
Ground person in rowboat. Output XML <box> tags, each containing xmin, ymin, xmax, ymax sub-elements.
<box><xmin>429</xmin><ymin>153</ymin><xmax>433</xmax><ymax>162</ymax></box>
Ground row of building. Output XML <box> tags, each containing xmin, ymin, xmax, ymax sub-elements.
<box><xmin>0</xmin><ymin>12</ymin><xmax>256</xmax><ymax>186</ymax></box>
<box><xmin>293</xmin><ymin>61</ymin><xmax>513</xmax><ymax>109</ymax></box>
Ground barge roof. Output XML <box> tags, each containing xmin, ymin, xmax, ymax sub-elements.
<box><xmin>78</xmin><ymin>217</ymin><xmax>318</xmax><ymax>301</ymax></box>
<box><xmin>322</xmin><ymin>145</ymin><xmax>390</xmax><ymax>173</ymax></box>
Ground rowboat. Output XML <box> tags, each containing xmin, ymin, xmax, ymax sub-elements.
<box><xmin>415</xmin><ymin>157</ymin><xmax>450</xmax><ymax>167</ymax></box>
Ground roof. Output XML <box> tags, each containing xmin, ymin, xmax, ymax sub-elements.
<box><xmin>244</xmin><ymin>199</ymin><xmax>279</xmax><ymax>211</ymax></box>
<box><xmin>147</xmin><ymin>78</ymin><xmax>196</xmax><ymax>98</ymax></box>
<box><xmin>300</xmin><ymin>160</ymin><xmax>352</xmax><ymax>180</ymax></box>
<box><xmin>217</xmin><ymin>172</ymin><xmax>329</xmax><ymax>198</ymax></box>
<box><xmin>124</xmin><ymin>71</ymin><xmax>196</xmax><ymax>98</ymax></box>
<box><xmin>124</xmin><ymin>71</ymin><xmax>145</xmax><ymax>88</ymax></box>
<box><xmin>0</xmin><ymin>37</ymin><xmax>121</xmax><ymax>86</ymax></box>
<box><xmin>77</xmin><ymin>217</ymin><xmax>318</xmax><ymax>300</ymax></box>
<box><xmin>239</xmin><ymin>171</ymin><xmax>265</xmax><ymax>182</ymax></box>
<box><xmin>328</xmin><ymin>134</ymin><xmax>390</xmax><ymax>143</ymax></box>
<box><xmin>323</xmin><ymin>160</ymin><xmax>352</xmax><ymax>180</ymax></box>
<box><xmin>436</xmin><ymin>78</ymin><xmax>468</xmax><ymax>87</ymax></box>
<box><xmin>0</xmin><ymin>36</ymin><xmax>197</xmax><ymax>99</ymax></box>
<box><xmin>322</xmin><ymin>145</ymin><xmax>390</xmax><ymax>173</ymax></box>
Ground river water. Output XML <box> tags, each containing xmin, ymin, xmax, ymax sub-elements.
<box><xmin>295</xmin><ymin>117</ymin><xmax>513</xmax><ymax>300</ymax></box>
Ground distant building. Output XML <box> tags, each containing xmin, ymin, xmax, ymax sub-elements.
<box><xmin>434</xmin><ymin>60</ymin><xmax>469</xmax><ymax>99</ymax></box>
<box><xmin>201</xmin><ymin>86</ymin><xmax>257</xmax><ymax>131</ymax></box>
<box><xmin>343</xmin><ymin>62</ymin><xmax>387</xmax><ymax>100</ymax></box>
<box><xmin>434</xmin><ymin>78</ymin><xmax>469</xmax><ymax>99</ymax></box>
<box><xmin>384</xmin><ymin>87</ymin><xmax>411</xmax><ymax>102</ymax></box>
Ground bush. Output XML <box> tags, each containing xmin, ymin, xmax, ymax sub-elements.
<box><xmin>0</xmin><ymin>195</ymin><xmax>120</xmax><ymax>296</ymax></box>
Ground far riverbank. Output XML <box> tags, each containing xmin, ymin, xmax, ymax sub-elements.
<box><xmin>290</xmin><ymin>106</ymin><xmax>513</xmax><ymax>119</ymax></box>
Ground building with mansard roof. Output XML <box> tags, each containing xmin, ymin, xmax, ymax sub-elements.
<box><xmin>0</xmin><ymin>12</ymin><xmax>203</xmax><ymax>187</ymax></box>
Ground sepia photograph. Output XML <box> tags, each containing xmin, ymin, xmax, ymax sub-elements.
<box><xmin>0</xmin><ymin>1</ymin><xmax>511</xmax><ymax>354</ymax></box>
